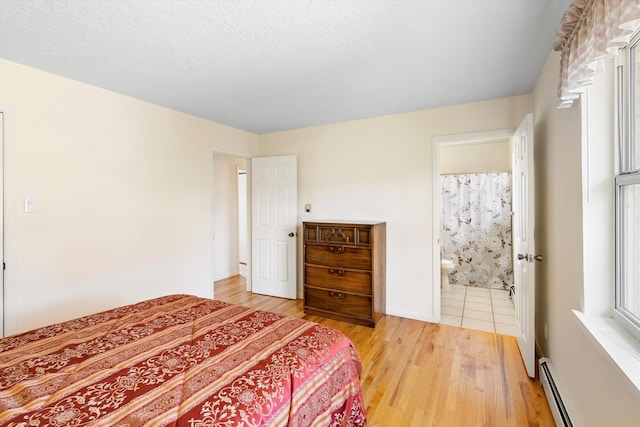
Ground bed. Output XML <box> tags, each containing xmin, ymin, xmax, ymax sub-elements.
<box><xmin>0</xmin><ymin>294</ymin><xmax>366</xmax><ymax>426</ymax></box>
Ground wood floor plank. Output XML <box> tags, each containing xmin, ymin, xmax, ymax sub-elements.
<box><xmin>214</xmin><ymin>274</ymin><xmax>554</xmax><ymax>426</ymax></box>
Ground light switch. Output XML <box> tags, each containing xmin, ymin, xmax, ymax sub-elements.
<box><xmin>24</xmin><ymin>198</ymin><xmax>37</xmax><ymax>213</ymax></box>
<box><xmin>305</xmin><ymin>203</ymin><xmax>311</xmax><ymax>213</ymax></box>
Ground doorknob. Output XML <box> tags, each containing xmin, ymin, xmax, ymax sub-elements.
<box><xmin>534</xmin><ymin>255</ymin><xmax>543</xmax><ymax>262</ymax></box>
<box><xmin>517</xmin><ymin>253</ymin><xmax>527</xmax><ymax>260</ymax></box>
<box><xmin>288</xmin><ymin>232</ymin><xmax>295</xmax><ymax>237</ymax></box>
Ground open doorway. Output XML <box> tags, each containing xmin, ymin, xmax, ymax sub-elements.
<box><xmin>212</xmin><ymin>154</ymin><xmax>248</xmax><ymax>283</ymax></box>
<box><xmin>432</xmin><ymin>131</ymin><xmax>516</xmax><ymax>335</ymax></box>
<box><xmin>237</xmin><ymin>168</ymin><xmax>247</xmax><ymax>278</ymax></box>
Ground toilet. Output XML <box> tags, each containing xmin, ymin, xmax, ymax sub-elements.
<box><xmin>441</xmin><ymin>259</ymin><xmax>455</xmax><ymax>290</ymax></box>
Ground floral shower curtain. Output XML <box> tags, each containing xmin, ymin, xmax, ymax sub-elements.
<box><xmin>440</xmin><ymin>172</ymin><xmax>513</xmax><ymax>289</ymax></box>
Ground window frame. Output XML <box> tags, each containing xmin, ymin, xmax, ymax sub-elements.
<box><xmin>614</xmin><ymin>30</ymin><xmax>640</xmax><ymax>341</ymax></box>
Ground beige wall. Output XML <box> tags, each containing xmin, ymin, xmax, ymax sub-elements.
<box><xmin>440</xmin><ymin>139</ymin><xmax>511</xmax><ymax>174</ymax></box>
<box><xmin>533</xmin><ymin>51</ymin><xmax>640</xmax><ymax>425</ymax></box>
<box><xmin>259</xmin><ymin>95</ymin><xmax>532</xmax><ymax>321</ymax></box>
<box><xmin>0</xmin><ymin>59</ymin><xmax>259</xmax><ymax>335</ymax></box>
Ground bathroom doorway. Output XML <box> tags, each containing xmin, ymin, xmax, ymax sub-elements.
<box><xmin>434</xmin><ymin>132</ymin><xmax>516</xmax><ymax>335</ymax></box>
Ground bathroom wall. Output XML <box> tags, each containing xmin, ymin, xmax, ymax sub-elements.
<box><xmin>440</xmin><ymin>139</ymin><xmax>511</xmax><ymax>174</ymax></box>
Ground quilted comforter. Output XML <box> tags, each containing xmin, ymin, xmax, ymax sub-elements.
<box><xmin>0</xmin><ymin>295</ymin><xmax>366</xmax><ymax>426</ymax></box>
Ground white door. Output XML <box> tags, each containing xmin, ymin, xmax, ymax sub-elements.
<box><xmin>512</xmin><ymin>113</ymin><xmax>537</xmax><ymax>378</ymax></box>
<box><xmin>251</xmin><ymin>156</ymin><xmax>297</xmax><ymax>299</ymax></box>
<box><xmin>0</xmin><ymin>112</ymin><xmax>4</xmax><ymax>337</ymax></box>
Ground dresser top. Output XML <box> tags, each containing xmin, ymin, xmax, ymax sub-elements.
<box><xmin>303</xmin><ymin>220</ymin><xmax>386</xmax><ymax>226</ymax></box>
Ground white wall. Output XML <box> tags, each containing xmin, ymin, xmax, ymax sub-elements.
<box><xmin>440</xmin><ymin>139</ymin><xmax>511</xmax><ymax>174</ymax></box>
<box><xmin>533</xmin><ymin>51</ymin><xmax>640</xmax><ymax>425</ymax></box>
<box><xmin>259</xmin><ymin>96</ymin><xmax>532</xmax><ymax>321</ymax></box>
<box><xmin>0</xmin><ymin>59</ymin><xmax>259</xmax><ymax>335</ymax></box>
<box><xmin>213</xmin><ymin>154</ymin><xmax>246</xmax><ymax>280</ymax></box>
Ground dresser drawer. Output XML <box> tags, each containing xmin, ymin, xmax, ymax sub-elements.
<box><xmin>304</xmin><ymin>224</ymin><xmax>373</xmax><ymax>247</ymax></box>
<box><xmin>305</xmin><ymin>244</ymin><xmax>371</xmax><ymax>270</ymax></box>
<box><xmin>304</xmin><ymin>265</ymin><xmax>372</xmax><ymax>294</ymax></box>
<box><xmin>304</xmin><ymin>286</ymin><xmax>372</xmax><ymax>319</ymax></box>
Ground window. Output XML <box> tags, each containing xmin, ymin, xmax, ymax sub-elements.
<box><xmin>615</xmin><ymin>30</ymin><xmax>640</xmax><ymax>340</ymax></box>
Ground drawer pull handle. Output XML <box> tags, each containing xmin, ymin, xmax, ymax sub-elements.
<box><xmin>328</xmin><ymin>269</ymin><xmax>345</xmax><ymax>276</ymax></box>
<box><xmin>328</xmin><ymin>246</ymin><xmax>345</xmax><ymax>254</ymax></box>
<box><xmin>329</xmin><ymin>291</ymin><xmax>345</xmax><ymax>299</ymax></box>
<box><xmin>326</xmin><ymin>228</ymin><xmax>350</xmax><ymax>243</ymax></box>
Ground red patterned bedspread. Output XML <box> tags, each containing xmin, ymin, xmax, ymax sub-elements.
<box><xmin>0</xmin><ymin>295</ymin><xmax>366</xmax><ymax>426</ymax></box>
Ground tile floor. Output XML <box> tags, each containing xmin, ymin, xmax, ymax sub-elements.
<box><xmin>441</xmin><ymin>285</ymin><xmax>516</xmax><ymax>336</ymax></box>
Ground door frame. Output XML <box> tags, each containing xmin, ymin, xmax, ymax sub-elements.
<box><xmin>431</xmin><ymin>129</ymin><xmax>514</xmax><ymax>323</ymax></box>
<box><xmin>0</xmin><ymin>102</ymin><xmax>17</xmax><ymax>338</ymax></box>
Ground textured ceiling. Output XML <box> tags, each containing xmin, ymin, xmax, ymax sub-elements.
<box><xmin>0</xmin><ymin>0</ymin><xmax>572</xmax><ymax>134</ymax></box>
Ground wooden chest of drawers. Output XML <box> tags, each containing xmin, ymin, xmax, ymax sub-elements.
<box><xmin>303</xmin><ymin>221</ymin><xmax>386</xmax><ymax>327</ymax></box>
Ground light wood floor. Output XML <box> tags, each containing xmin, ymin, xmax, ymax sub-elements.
<box><xmin>214</xmin><ymin>274</ymin><xmax>554</xmax><ymax>427</ymax></box>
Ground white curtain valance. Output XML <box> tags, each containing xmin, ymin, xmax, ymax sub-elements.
<box><xmin>554</xmin><ymin>0</ymin><xmax>640</xmax><ymax>108</ymax></box>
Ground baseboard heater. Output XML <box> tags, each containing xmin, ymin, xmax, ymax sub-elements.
<box><xmin>539</xmin><ymin>358</ymin><xmax>573</xmax><ymax>427</ymax></box>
